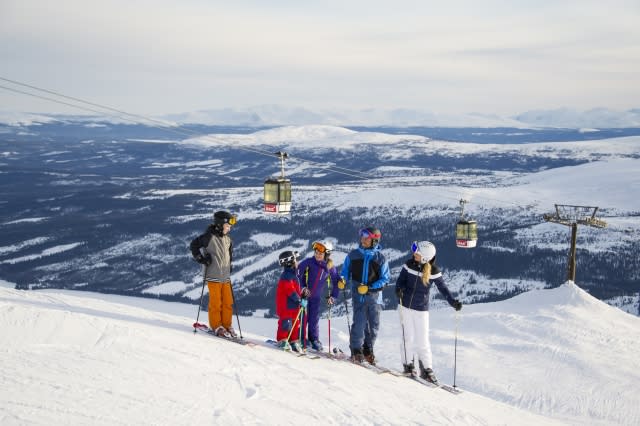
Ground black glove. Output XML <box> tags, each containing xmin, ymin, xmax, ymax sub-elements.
<box><xmin>300</xmin><ymin>287</ymin><xmax>311</xmax><ymax>299</ymax></box>
<box><xmin>195</xmin><ymin>253</ymin><xmax>212</xmax><ymax>265</ymax></box>
<box><xmin>452</xmin><ymin>299</ymin><xmax>462</xmax><ymax>311</ymax></box>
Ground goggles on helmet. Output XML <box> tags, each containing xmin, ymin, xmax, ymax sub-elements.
<box><xmin>411</xmin><ymin>241</ymin><xmax>420</xmax><ymax>254</ymax></box>
<box><xmin>228</xmin><ymin>215</ymin><xmax>237</xmax><ymax>226</ymax></box>
<box><xmin>359</xmin><ymin>228</ymin><xmax>381</xmax><ymax>239</ymax></box>
<box><xmin>312</xmin><ymin>242</ymin><xmax>326</xmax><ymax>253</ymax></box>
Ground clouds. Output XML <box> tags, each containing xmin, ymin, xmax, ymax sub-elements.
<box><xmin>1</xmin><ymin>0</ymin><xmax>639</xmax><ymax>116</ymax></box>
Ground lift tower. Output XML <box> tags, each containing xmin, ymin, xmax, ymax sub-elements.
<box><xmin>543</xmin><ymin>204</ymin><xmax>607</xmax><ymax>282</ymax></box>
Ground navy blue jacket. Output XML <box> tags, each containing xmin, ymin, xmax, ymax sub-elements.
<box><xmin>395</xmin><ymin>258</ymin><xmax>456</xmax><ymax>311</ymax></box>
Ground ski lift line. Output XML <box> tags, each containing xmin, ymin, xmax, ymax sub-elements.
<box><xmin>0</xmin><ymin>76</ymin><xmax>175</xmax><ymax>129</ymax></box>
<box><xmin>0</xmin><ymin>84</ymin><xmax>131</xmax><ymax>122</ymax></box>
<box><xmin>0</xmin><ymin>77</ymin><xmax>371</xmax><ymax>181</ymax></box>
<box><xmin>0</xmin><ymin>76</ymin><xmax>561</xmax><ymax>213</ymax></box>
<box><xmin>0</xmin><ymin>77</ymin><xmax>373</xmax><ymax>183</ymax></box>
<box><xmin>0</xmin><ymin>79</ymin><xmax>282</xmax><ymax>161</ymax></box>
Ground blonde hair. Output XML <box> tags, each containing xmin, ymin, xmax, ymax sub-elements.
<box><xmin>326</xmin><ymin>258</ymin><xmax>334</xmax><ymax>270</ymax></box>
<box><xmin>421</xmin><ymin>262</ymin><xmax>431</xmax><ymax>285</ymax></box>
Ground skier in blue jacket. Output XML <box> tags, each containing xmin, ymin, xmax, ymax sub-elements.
<box><xmin>395</xmin><ymin>241</ymin><xmax>462</xmax><ymax>384</ymax></box>
<box><xmin>341</xmin><ymin>226</ymin><xmax>390</xmax><ymax>364</ymax></box>
<box><xmin>297</xmin><ymin>239</ymin><xmax>341</xmax><ymax>351</ymax></box>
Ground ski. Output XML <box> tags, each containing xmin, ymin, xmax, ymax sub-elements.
<box><xmin>399</xmin><ymin>371</ymin><xmax>463</xmax><ymax>394</ymax></box>
<box><xmin>306</xmin><ymin>347</ymin><xmax>349</xmax><ymax>361</ymax></box>
<box><xmin>265</xmin><ymin>339</ymin><xmax>321</xmax><ymax>359</ymax></box>
<box><xmin>192</xmin><ymin>322</ymin><xmax>255</xmax><ymax>346</ymax></box>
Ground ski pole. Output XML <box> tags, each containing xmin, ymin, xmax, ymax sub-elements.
<box><xmin>194</xmin><ymin>266</ymin><xmax>207</xmax><ymax>333</ymax></box>
<box><xmin>342</xmin><ymin>289</ymin><xmax>351</xmax><ymax>337</ymax></box>
<box><xmin>398</xmin><ymin>292</ymin><xmax>409</xmax><ymax>367</ymax></box>
<box><xmin>301</xmin><ymin>304</ymin><xmax>307</xmax><ymax>349</ymax></box>
<box><xmin>229</xmin><ymin>282</ymin><xmax>243</xmax><ymax>339</ymax></box>
<box><xmin>286</xmin><ymin>306</ymin><xmax>304</xmax><ymax>342</ymax></box>
<box><xmin>453</xmin><ymin>309</ymin><xmax>460</xmax><ymax>389</ymax></box>
<box><xmin>328</xmin><ymin>300</ymin><xmax>332</xmax><ymax>354</ymax></box>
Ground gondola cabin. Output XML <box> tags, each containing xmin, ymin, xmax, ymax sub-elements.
<box><xmin>263</xmin><ymin>151</ymin><xmax>292</xmax><ymax>215</ymax></box>
<box><xmin>264</xmin><ymin>177</ymin><xmax>291</xmax><ymax>215</ymax></box>
<box><xmin>456</xmin><ymin>220</ymin><xmax>478</xmax><ymax>248</ymax></box>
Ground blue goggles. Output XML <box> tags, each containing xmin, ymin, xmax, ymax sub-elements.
<box><xmin>411</xmin><ymin>241</ymin><xmax>420</xmax><ymax>253</ymax></box>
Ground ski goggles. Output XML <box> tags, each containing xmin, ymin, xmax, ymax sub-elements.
<box><xmin>359</xmin><ymin>228</ymin><xmax>381</xmax><ymax>239</ymax></box>
<box><xmin>227</xmin><ymin>215</ymin><xmax>237</xmax><ymax>225</ymax></box>
<box><xmin>411</xmin><ymin>241</ymin><xmax>420</xmax><ymax>254</ymax></box>
<box><xmin>312</xmin><ymin>242</ymin><xmax>327</xmax><ymax>253</ymax></box>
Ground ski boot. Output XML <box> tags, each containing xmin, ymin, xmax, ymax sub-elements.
<box><xmin>226</xmin><ymin>327</ymin><xmax>238</xmax><ymax>338</ymax></box>
<box><xmin>350</xmin><ymin>348</ymin><xmax>365</xmax><ymax>363</ymax></box>
<box><xmin>403</xmin><ymin>363</ymin><xmax>416</xmax><ymax>376</ymax></box>
<box><xmin>277</xmin><ymin>339</ymin><xmax>292</xmax><ymax>351</ymax></box>
<box><xmin>290</xmin><ymin>340</ymin><xmax>303</xmax><ymax>353</ymax></box>
<box><xmin>419</xmin><ymin>361</ymin><xmax>439</xmax><ymax>385</ymax></box>
<box><xmin>215</xmin><ymin>326</ymin><xmax>231</xmax><ymax>338</ymax></box>
<box><xmin>363</xmin><ymin>345</ymin><xmax>376</xmax><ymax>365</ymax></box>
<box><xmin>310</xmin><ymin>340</ymin><xmax>323</xmax><ymax>351</ymax></box>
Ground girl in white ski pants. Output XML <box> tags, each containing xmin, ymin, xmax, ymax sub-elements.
<box><xmin>398</xmin><ymin>304</ymin><xmax>433</xmax><ymax>369</ymax></box>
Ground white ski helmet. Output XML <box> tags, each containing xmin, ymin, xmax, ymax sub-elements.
<box><xmin>312</xmin><ymin>239</ymin><xmax>333</xmax><ymax>255</ymax></box>
<box><xmin>411</xmin><ymin>241</ymin><xmax>436</xmax><ymax>264</ymax></box>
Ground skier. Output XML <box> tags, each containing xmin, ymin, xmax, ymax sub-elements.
<box><xmin>297</xmin><ymin>239</ymin><xmax>341</xmax><ymax>351</ymax></box>
<box><xmin>395</xmin><ymin>240</ymin><xmax>462</xmax><ymax>384</ymax></box>
<box><xmin>341</xmin><ymin>226</ymin><xmax>390</xmax><ymax>364</ymax></box>
<box><xmin>276</xmin><ymin>250</ymin><xmax>310</xmax><ymax>352</ymax></box>
<box><xmin>190</xmin><ymin>210</ymin><xmax>238</xmax><ymax>337</ymax></box>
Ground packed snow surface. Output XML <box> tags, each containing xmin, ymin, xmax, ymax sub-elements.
<box><xmin>1</xmin><ymin>280</ymin><xmax>638</xmax><ymax>425</ymax></box>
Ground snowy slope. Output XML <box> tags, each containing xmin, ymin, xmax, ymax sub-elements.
<box><xmin>1</xmin><ymin>280</ymin><xmax>639</xmax><ymax>425</ymax></box>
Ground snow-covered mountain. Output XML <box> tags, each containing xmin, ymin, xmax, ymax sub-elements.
<box><xmin>1</xmin><ymin>122</ymin><xmax>639</xmax><ymax>316</ymax></box>
<box><xmin>2</xmin><ymin>106</ymin><xmax>640</xmax><ymax>128</ymax></box>
<box><xmin>1</xmin><ymin>280</ymin><xmax>638</xmax><ymax>425</ymax></box>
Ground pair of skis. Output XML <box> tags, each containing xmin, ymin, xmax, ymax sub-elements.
<box><xmin>193</xmin><ymin>323</ymin><xmax>461</xmax><ymax>394</ymax></box>
<box><xmin>193</xmin><ymin>322</ymin><xmax>255</xmax><ymax>346</ymax></box>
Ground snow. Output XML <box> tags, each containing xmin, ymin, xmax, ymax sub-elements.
<box><xmin>249</xmin><ymin>232</ymin><xmax>291</xmax><ymax>247</ymax></box>
<box><xmin>1</xmin><ymin>281</ymin><xmax>639</xmax><ymax>425</ymax></box>
<box><xmin>0</xmin><ymin>242</ymin><xmax>85</xmax><ymax>265</ymax></box>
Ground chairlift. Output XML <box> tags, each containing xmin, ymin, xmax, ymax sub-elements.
<box><xmin>264</xmin><ymin>151</ymin><xmax>291</xmax><ymax>215</ymax></box>
<box><xmin>456</xmin><ymin>199</ymin><xmax>477</xmax><ymax>248</ymax></box>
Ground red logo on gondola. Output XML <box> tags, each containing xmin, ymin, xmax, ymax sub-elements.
<box><xmin>264</xmin><ymin>204</ymin><xmax>277</xmax><ymax>212</ymax></box>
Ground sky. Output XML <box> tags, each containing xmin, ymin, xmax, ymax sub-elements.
<box><xmin>1</xmin><ymin>279</ymin><xmax>639</xmax><ymax>425</ymax></box>
<box><xmin>1</xmin><ymin>0</ymin><xmax>639</xmax><ymax>117</ymax></box>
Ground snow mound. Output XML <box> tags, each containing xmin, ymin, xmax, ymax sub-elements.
<box><xmin>185</xmin><ymin>124</ymin><xmax>427</xmax><ymax>150</ymax></box>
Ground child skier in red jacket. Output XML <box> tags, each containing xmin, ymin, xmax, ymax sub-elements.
<box><xmin>276</xmin><ymin>250</ymin><xmax>309</xmax><ymax>352</ymax></box>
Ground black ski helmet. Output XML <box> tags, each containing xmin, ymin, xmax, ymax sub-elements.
<box><xmin>278</xmin><ymin>250</ymin><xmax>300</xmax><ymax>268</ymax></box>
<box><xmin>213</xmin><ymin>210</ymin><xmax>237</xmax><ymax>226</ymax></box>
<box><xmin>359</xmin><ymin>226</ymin><xmax>382</xmax><ymax>246</ymax></box>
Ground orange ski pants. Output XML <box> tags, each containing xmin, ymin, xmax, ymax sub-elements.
<box><xmin>207</xmin><ymin>281</ymin><xmax>233</xmax><ymax>330</ymax></box>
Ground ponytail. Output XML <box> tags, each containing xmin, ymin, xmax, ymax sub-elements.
<box><xmin>421</xmin><ymin>262</ymin><xmax>431</xmax><ymax>285</ymax></box>
<box><xmin>326</xmin><ymin>258</ymin><xmax>334</xmax><ymax>270</ymax></box>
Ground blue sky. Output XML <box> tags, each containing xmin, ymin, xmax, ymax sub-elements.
<box><xmin>1</xmin><ymin>0</ymin><xmax>639</xmax><ymax>116</ymax></box>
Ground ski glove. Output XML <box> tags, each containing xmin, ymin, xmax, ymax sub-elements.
<box><xmin>326</xmin><ymin>296</ymin><xmax>335</xmax><ymax>305</ymax></box>
<box><xmin>337</xmin><ymin>277</ymin><xmax>346</xmax><ymax>290</ymax></box>
<box><xmin>452</xmin><ymin>300</ymin><xmax>462</xmax><ymax>311</ymax></box>
<box><xmin>195</xmin><ymin>253</ymin><xmax>212</xmax><ymax>265</ymax></box>
<box><xmin>300</xmin><ymin>287</ymin><xmax>311</xmax><ymax>299</ymax></box>
<box><xmin>357</xmin><ymin>284</ymin><xmax>369</xmax><ymax>295</ymax></box>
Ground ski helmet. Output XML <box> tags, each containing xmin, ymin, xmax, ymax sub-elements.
<box><xmin>411</xmin><ymin>241</ymin><xmax>436</xmax><ymax>263</ymax></box>
<box><xmin>359</xmin><ymin>226</ymin><xmax>382</xmax><ymax>246</ymax></box>
<box><xmin>312</xmin><ymin>240</ymin><xmax>333</xmax><ymax>255</ymax></box>
<box><xmin>278</xmin><ymin>250</ymin><xmax>300</xmax><ymax>267</ymax></box>
<box><xmin>213</xmin><ymin>210</ymin><xmax>237</xmax><ymax>226</ymax></box>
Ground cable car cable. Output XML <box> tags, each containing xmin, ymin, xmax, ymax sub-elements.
<box><xmin>0</xmin><ymin>76</ymin><xmax>572</xmax><ymax>214</ymax></box>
